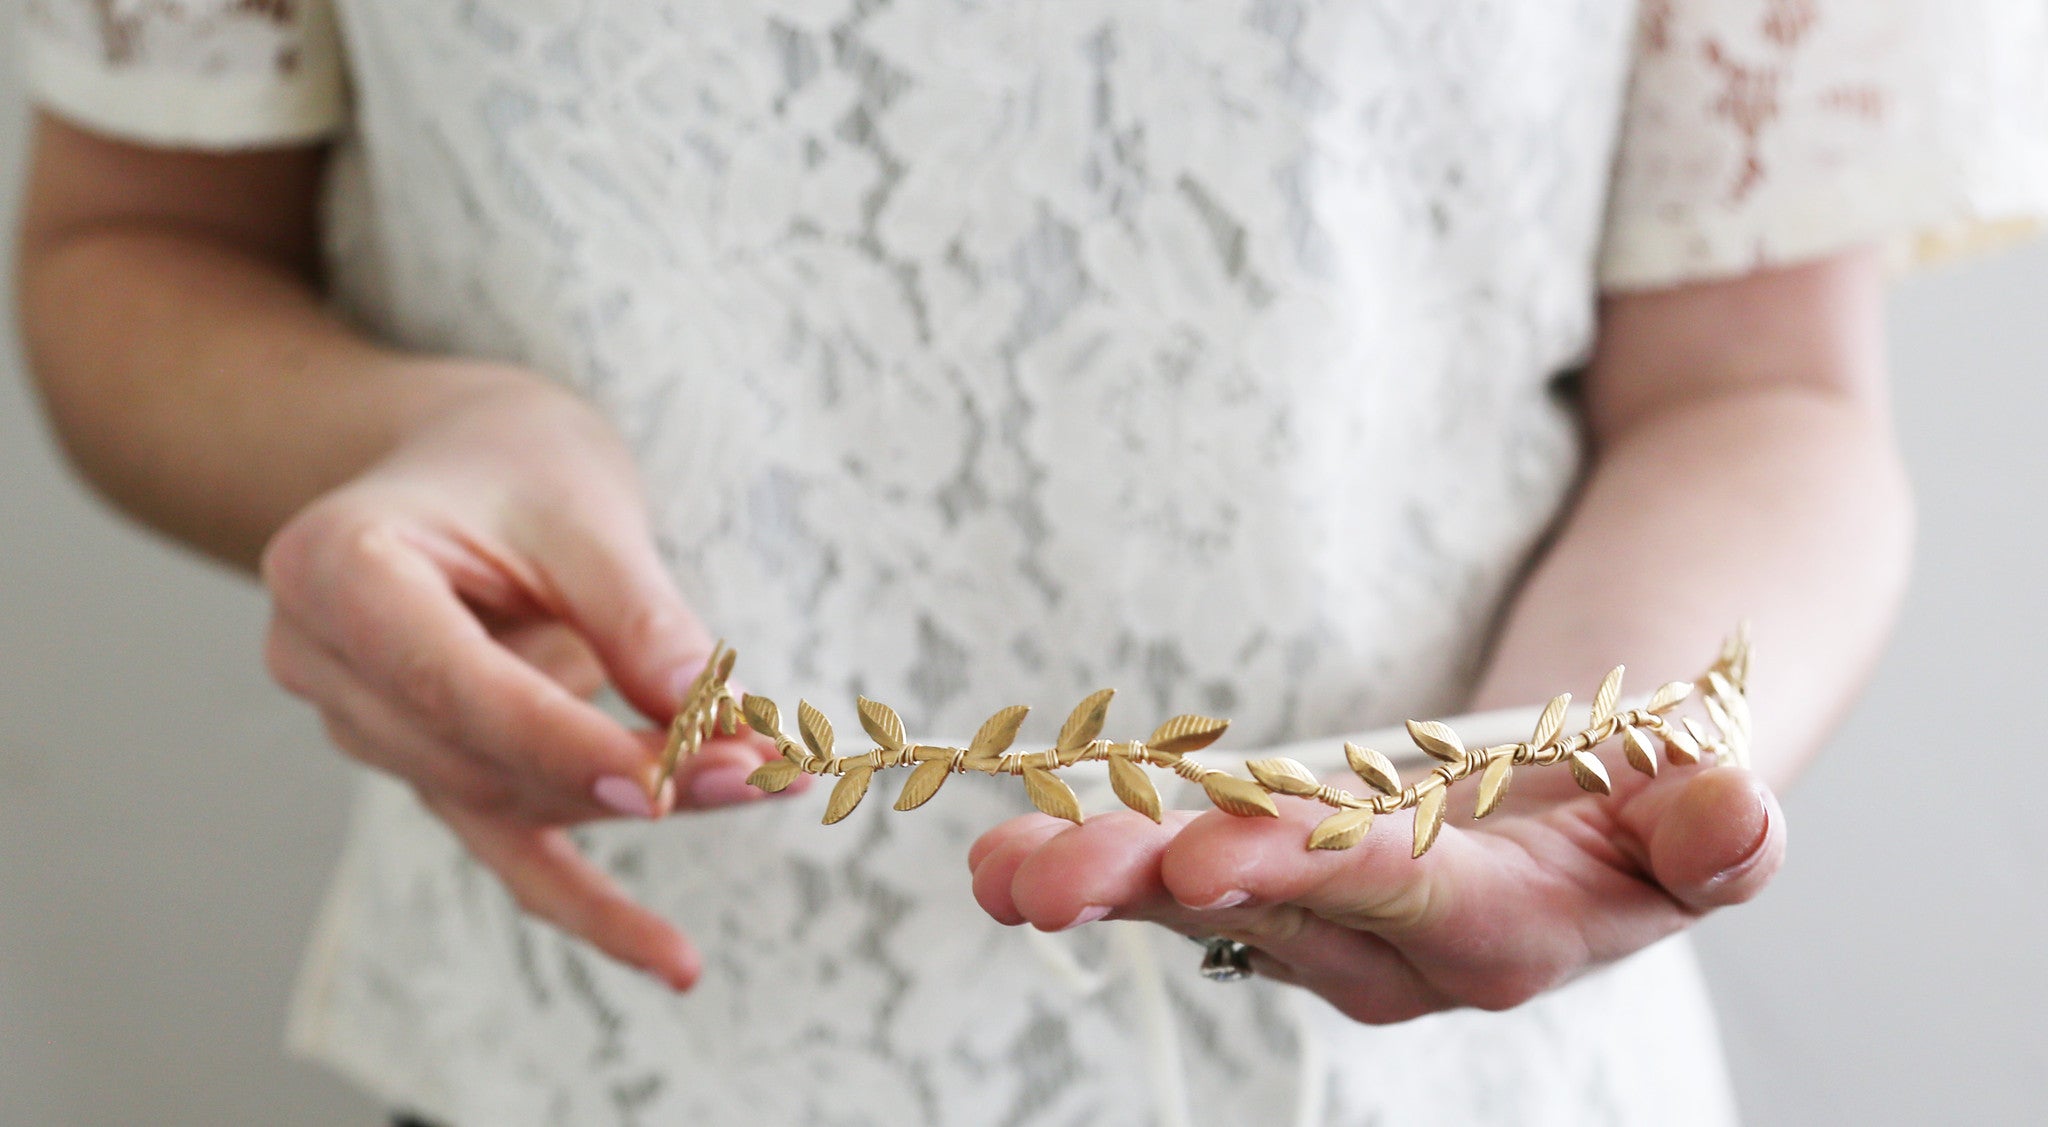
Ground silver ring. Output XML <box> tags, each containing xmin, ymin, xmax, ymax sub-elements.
<box><xmin>1189</xmin><ymin>935</ymin><xmax>1254</xmax><ymax>982</ymax></box>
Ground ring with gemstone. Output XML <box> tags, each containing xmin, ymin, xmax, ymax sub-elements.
<box><xmin>1189</xmin><ymin>935</ymin><xmax>1255</xmax><ymax>982</ymax></box>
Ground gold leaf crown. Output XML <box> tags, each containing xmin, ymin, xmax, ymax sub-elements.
<box><xmin>655</xmin><ymin>629</ymin><xmax>1753</xmax><ymax>858</ymax></box>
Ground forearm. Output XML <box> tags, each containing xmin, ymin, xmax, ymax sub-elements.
<box><xmin>1469</xmin><ymin>385</ymin><xmax>1912</xmax><ymax>787</ymax></box>
<box><xmin>18</xmin><ymin>227</ymin><xmax>518</xmax><ymax>570</ymax></box>
<box><xmin>13</xmin><ymin>115</ymin><xmax>534</xmax><ymax>570</ymax></box>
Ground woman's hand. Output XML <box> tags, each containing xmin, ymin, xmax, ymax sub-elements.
<box><xmin>967</xmin><ymin>248</ymin><xmax>1898</xmax><ymax>1022</ymax></box>
<box><xmin>259</xmin><ymin>372</ymin><xmax>798</xmax><ymax>991</ymax></box>
<box><xmin>968</xmin><ymin>758</ymin><xmax>1781</xmax><ymax>1021</ymax></box>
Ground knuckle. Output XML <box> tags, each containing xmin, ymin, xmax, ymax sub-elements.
<box><xmin>392</xmin><ymin>644</ymin><xmax>464</xmax><ymax>732</ymax></box>
<box><xmin>262</xmin><ymin>499</ymin><xmax>383</xmax><ymax>600</ymax></box>
<box><xmin>1232</xmin><ymin>905</ymin><xmax>1310</xmax><ymax>949</ymax></box>
<box><xmin>616</xmin><ymin>601</ymin><xmax>694</xmax><ymax>665</ymax></box>
<box><xmin>257</xmin><ymin>516</ymin><xmax>317</xmax><ymax>601</ymax></box>
<box><xmin>1362</xmin><ymin>871</ymin><xmax>1444</xmax><ymax>933</ymax></box>
<box><xmin>317</xmin><ymin>713</ymin><xmax>379</xmax><ymax>767</ymax></box>
<box><xmin>444</xmin><ymin>770</ymin><xmax>520</xmax><ymax>814</ymax></box>
<box><xmin>262</xmin><ymin>622</ymin><xmax>311</xmax><ymax>697</ymax></box>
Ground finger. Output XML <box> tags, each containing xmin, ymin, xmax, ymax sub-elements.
<box><xmin>430</xmin><ymin>797</ymin><xmax>700</xmax><ymax>992</ymax></box>
<box><xmin>272</xmin><ymin>517</ymin><xmax>664</xmax><ymax>815</ymax></box>
<box><xmin>968</xmin><ymin>814</ymin><xmax>1085</xmax><ymax>926</ymax></box>
<box><xmin>267</xmin><ymin>616</ymin><xmax>528</xmax><ymax>812</ymax></box>
<box><xmin>1157</xmin><ymin>798</ymin><xmax>1693</xmax><ymax>1011</ymax></box>
<box><xmin>1002</xmin><ymin>810</ymin><xmax>1201</xmax><ymax>929</ymax></box>
<box><xmin>521</xmin><ymin>503</ymin><xmax>730</xmax><ymax>727</ymax></box>
<box><xmin>662</xmin><ymin>732</ymin><xmax>811</xmax><ymax>811</ymax></box>
<box><xmin>1624</xmin><ymin>765</ymin><xmax>1784</xmax><ymax>911</ymax></box>
<box><xmin>990</xmin><ymin>809</ymin><xmax>1453</xmax><ymax>1022</ymax></box>
<box><xmin>492</xmin><ymin>620</ymin><xmax>608</xmax><ymax>699</ymax></box>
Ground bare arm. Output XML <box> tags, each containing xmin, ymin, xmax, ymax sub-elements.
<box><xmin>14</xmin><ymin>113</ymin><xmax>796</xmax><ymax>988</ymax></box>
<box><xmin>14</xmin><ymin>113</ymin><xmax>518</xmax><ymax>568</ymax></box>
<box><xmin>972</xmin><ymin>249</ymin><xmax>1907</xmax><ymax>1022</ymax></box>
<box><xmin>1472</xmin><ymin>248</ymin><xmax>1913</xmax><ymax>789</ymax></box>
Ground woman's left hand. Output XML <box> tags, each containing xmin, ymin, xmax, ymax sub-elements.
<box><xmin>968</xmin><ymin>761</ymin><xmax>1782</xmax><ymax>1022</ymax></box>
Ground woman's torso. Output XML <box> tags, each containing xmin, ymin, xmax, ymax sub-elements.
<box><xmin>292</xmin><ymin>3</ymin><xmax>1738</xmax><ymax>1123</ymax></box>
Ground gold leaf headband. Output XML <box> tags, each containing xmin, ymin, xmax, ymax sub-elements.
<box><xmin>655</xmin><ymin>629</ymin><xmax>1753</xmax><ymax>858</ymax></box>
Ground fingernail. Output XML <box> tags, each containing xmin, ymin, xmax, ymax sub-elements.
<box><xmin>1051</xmin><ymin>905</ymin><xmax>1111</xmax><ymax>932</ymax></box>
<box><xmin>594</xmin><ymin>774</ymin><xmax>656</xmax><ymax>818</ymax></box>
<box><xmin>1706</xmin><ymin>800</ymin><xmax>1774</xmax><ymax>888</ymax></box>
<box><xmin>690</xmin><ymin>769</ymin><xmax>762</xmax><ymax>807</ymax></box>
<box><xmin>1189</xmin><ymin>890</ymin><xmax>1250</xmax><ymax>911</ymax></box>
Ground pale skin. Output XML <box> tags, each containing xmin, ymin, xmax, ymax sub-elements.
<box><xmin>16</xmin><ymin>111</ymin><xmax>1914</xmax><ymax>1019</ymax></box>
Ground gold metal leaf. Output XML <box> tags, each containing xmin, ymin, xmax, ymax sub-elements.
<box><xmin>1475</xmin><ymin>756</ymin><xmax>1513</xmax><ymax>818</ymax></box>
<box><xmin>1683</xmin><ymin>717</ymin><xmax>1720</xmax><ymax>760</ymax></box>
<box><xmin>1705</xmin><ymin>670</ymin><xmax>1737</xmax><ymax>706</ymax></box>
<box><xmin>968</xmin><ymin>704</ymin><xmax>1031</xmax><ymax>760</ymax></box>
<box><xmin>713</xmin><ymin>645</ymin><xmax>737</xmax><ymax>684</ymax></box>
<box><xmin>1406</xmin><ymin>719</ymin><xmax>1466</xmax><ymax>764</ymax></box>
<box><xmin>1023</xmin><ymin>765</ymin><xmax>1084</xmax><ymax>824</ymax></box>
<box><xmin>822</xmin><ymin>765</ymin><xmax>873</xmax><ymax>824</ymax></box>
<box><xmin>1147</xmin><ymin>714</ymin><xmax>1231</xmax><ymax>755</ymax></box>
<box><xmin>746</xmin><ymin>758</ymin><xmax>802</xmax><ymax>793</ymax></box>
<box><xmin>741</xmin><ymin>694</ymin><xmax>782</xmax><ymax>739</ymax></box>
<box><xmin>1661</xmin><ymin>721</ymin><xmax>1703</xmax><ymax>766</ymax></box>
<box><xmin>1308</xmin><ymin>807</ymin><xmax>1374</xmax><ymax>851</ymax></box>
<box><xmin>1649</xmin><ymin>680</ymin><xmax>1694</xmax><ymax>712</ymax></box>
<box><xmin>1056</xmin><ymin>689</ymin><xmax>1116</xmax><ymax>754</ymax></box>
<box><xmin>798</xmin><ymin>699</ymin><xmax>835</xmax><ymax>760</ymax></box>
<box><xmin>1702</xmin><ymin>694</ymin><xmax>1739</xmax><ymax>743</ymax></box>
<box><xmin>1724</xmin><ymin>725</ymin><xmax>1752</xmax><ymax>769</ymax></box>
<box><xmin>893</xmin><ymin>758</ymin><xmax>950</xmax><ymax>811</ymax></box>
<box><xmin>1412</xmin><ymin>787</ymin><xmax>1449</xmax><ymax>858</ymax></box>
<box><xmin>1713</xmin><ymin>678</ymin><xmax>1753</xmax><ymax>734</ymax></box>
<box><xmin>1530</xmin><ymin>692</ymin><xmax>1572</xmax><ymax>750</ymax></box>
<box><xmin>1590</xmin><ymin>666</ymin><xmax>1624</xmax><ymax>728</ymax></box>
<box><xmin>1568</xmin><ymin>750</ymin><xmax>1612</xmax><ymax>795</ymax></box>
<box><xmin>856</xmin><ymin>696</ymin><xmax>907</xmax><ymax>753</ymax></box>
<box><xmin>1621</xmin><ymin>725</ymin><xmax>1660</xmax><ymax>777</ymax></box>
<box><xmin>1203</xmin><ymin>774</ymin><xmax>1280</xmax><ymax>818</ymax></box>
<box><xmin>1108</xmin><ymin>756</ymin><xmax>1162</xmax><ymax>822</ymax></box>
<box><xmin>1247</xmin><ymin>757</ymin><xmax>1320</xmax><ymax>797</ymax></box>
<box><xmin>1344</xmin><ymin>742</ymin><xmax>1403</xmax><ymax>796</ymax></box>
<box><xmin>660</xmin><ymin>716</ymin><xmax>689</xmax><ymax>773</ymax></box>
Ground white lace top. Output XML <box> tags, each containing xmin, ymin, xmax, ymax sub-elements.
<box><xmin>27</xmin><ymin>2</ymin><xmax>2048</xmax><ymax>1125</ymax></box>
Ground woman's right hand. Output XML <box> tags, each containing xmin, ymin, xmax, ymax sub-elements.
<box><xmin>259</xmin><ymin>369</ymin><xmax>797</xmax><ymax>991</ymax></box>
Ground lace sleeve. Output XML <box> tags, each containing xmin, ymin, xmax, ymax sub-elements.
<box><xmin>1601</xmin><ymin>0</ymin><xmax>2048</xmax><ymax>290</ymax></box>
<box><xmin>24</xmin><ymin>0</ymin><xmax>346</xmax><ymax>148</ymax></box>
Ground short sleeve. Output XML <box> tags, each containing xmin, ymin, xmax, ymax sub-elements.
<box><xmin>24</xmin><ymin>0</ymin><xmax>347</xmax><ymax>149</ymax></box>
<box><xmin>1601</xmin><ymin>0</ymin><xmax>2048</xmax><ymax>291</ymax></box>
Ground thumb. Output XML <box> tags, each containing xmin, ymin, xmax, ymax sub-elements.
<box><xmin>1625</xmin><ymin>766</ymin><xmax>1786</xmax><ymax>912</ymax></box>
<box><xmin>532</xmin><ymin>514</ymin><xmax>724</xmax><ymax>726</ymax></box>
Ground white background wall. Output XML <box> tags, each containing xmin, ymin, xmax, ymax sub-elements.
<box><xmin>2</xmin><ymin>10</ymin><xmax>2043</xmax><ymax>1123</ymax></box>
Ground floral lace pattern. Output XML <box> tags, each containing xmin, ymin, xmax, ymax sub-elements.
<box><xmin>1605</xmin><ymin>0</ymin><xmax>2048</xmax><ymax>286</ymax></box>
<box><xmin>25</xmin><ymin>1</ymin><xmax>2047</xmax><ymax>1124</ymax></box>
<box><xmin>28</xmin><ymin>0</ymin><xmax>307</xmax><ymax>71</ymax></box>
<box><xmin>25</xmin><ymin>0</ymin><xmax>345</xmax><ymax>146</ymax></box>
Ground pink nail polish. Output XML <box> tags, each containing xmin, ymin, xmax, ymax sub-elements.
<box><xmin>1052</xmin><ymin>905</ymin><xmax>1111</xmax><ymax>932</ymax></box>
<box><xmin>690</xmin><ymin>769</ymin><xmax>762</xmax><ymax>807</ymax></box>
<box><xmin>1190</xmin><ymin>890</ymin><xmax>1251</xmax><ymax>911</ymax></box>
<box><xmin>593</xmin><ymin>774</ymin><xmax>656</xmax><ymax>818</ymax></box>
